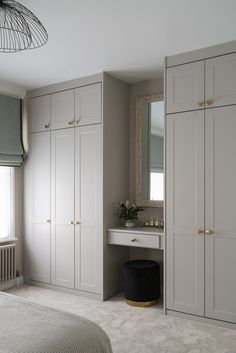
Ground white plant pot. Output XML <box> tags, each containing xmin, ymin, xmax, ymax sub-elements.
<box><xmin>124</xmin><ymin>220</ymin><xmax>135</xmax><ymax>227</ymax></box>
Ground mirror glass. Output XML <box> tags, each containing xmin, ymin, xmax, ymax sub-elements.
<box><xmin>135</xmin><ymin>95</ymin><xmax>164</xmax><ymax>207</ymax></box>
<box><xmin>142</xmin><ymin>100</ymin><xmax>164</xmax><ymax>201</ymax></box>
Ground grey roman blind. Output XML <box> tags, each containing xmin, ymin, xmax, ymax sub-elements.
<box><xmin>0</xmin><ymin>94</ymin><xmax>24</xmax><ymax>166</ymax></box>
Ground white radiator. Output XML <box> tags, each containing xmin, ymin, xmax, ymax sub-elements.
<box><xmin>0</xmin><ymin>244</ymin><xmax>16</xmax><ymax>283</ymax></box>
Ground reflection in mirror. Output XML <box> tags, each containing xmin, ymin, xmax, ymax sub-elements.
<box><xmin>142</xmin><ymin>101</ymin><xmax>164</xmax><ymax>201</ymax></box>
<box><xmin>135</xmin><ymin>94</ymin><xmax>164</xmax><ymax>207</ymax></box>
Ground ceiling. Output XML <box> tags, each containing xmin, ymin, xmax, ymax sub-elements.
<box><xmin>1</xmin><ymin>0</ymin><xmax>236</xmax><ymax>95</ymax></box>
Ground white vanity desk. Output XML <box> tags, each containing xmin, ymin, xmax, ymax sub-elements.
<box><xmin>107</xmin><ymin>227</ymin><xmax>164</xmax><ymax>250</ymax></box>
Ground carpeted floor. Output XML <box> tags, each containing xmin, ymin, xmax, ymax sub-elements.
<box><xmin>6</xmin><ymin>285</ymin><xmax>236</xmax><ymax>353</ymax></box>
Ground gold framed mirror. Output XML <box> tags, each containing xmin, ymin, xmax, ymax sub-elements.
<box><xmin>135</xmin><ymin>94</ymin><xmax>164</xmax><ymax>207</ymax></box>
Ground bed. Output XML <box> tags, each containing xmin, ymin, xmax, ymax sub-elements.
<box><xmin>0</xmin><ymin>292</ymin><xmax>113</xmax><ymax>353</ymax></box>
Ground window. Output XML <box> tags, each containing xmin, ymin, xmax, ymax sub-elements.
<box><xmin>0</xmin><ymin>167</ymin><xmax>14</xmax><ymax>240</ymax></box>
<box><xmin>150</xmin><ymin>172</ymin><xmax>164</xmax><ymax>201</ymax></box>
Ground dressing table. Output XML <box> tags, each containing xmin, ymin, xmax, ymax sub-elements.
<box><xmin>107</xmin><ymin>227</ymin><xmax>163</xmax><ymax>249</ymax></box>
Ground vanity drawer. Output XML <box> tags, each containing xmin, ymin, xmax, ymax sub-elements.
<box><xmin>107</xmin><ymin>231</ymin><xmax>160</xmax><ymax>249</ymax></box>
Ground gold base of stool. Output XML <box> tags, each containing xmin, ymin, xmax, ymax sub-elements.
<box><xmin>126</xmin><ymin>299</ymin><xmax>159</xmax><ymax>307</ymax></box>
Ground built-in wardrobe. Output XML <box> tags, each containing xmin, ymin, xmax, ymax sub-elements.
<box><xmin>23</xmin><ymin>73</ymin><xmax>130</xmax><ymax>300</ymax></box>
<box><xmin>165</xmin><ymin>44</ymin><xmax>236</xmax><ymax>324</ymax></box>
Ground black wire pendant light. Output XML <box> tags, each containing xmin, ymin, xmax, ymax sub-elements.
<box><xmin>0</xmin><ymin>0</ymin><xmax>48</xmax><ymax>52</ymax></box>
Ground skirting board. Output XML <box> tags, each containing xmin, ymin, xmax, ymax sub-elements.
<box><xmin>166</xmin><ymin>309</ymin><xmax>236</xmax><ymax>330</ymax></box>
<box><xmin>25</xmin><ymin>279</ymin><xmax>103</xmax><ymax>301</ymax></box>
<box><xmin>0</xmin><ymin>276</ymin><xmax>24</xmax><ymax>291</ymax></box>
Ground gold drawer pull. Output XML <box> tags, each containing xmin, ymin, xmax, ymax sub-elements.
<box><xmin>68</xmin><ymin>220</ymin><xmax>74</xmax><ymax>225</ymax></box>
<box><xmin>74</xmin><ymin>221</ymin><xmax>81</xmax><ymax>225</ymax></box>
<box><xmin>75</xmin><ymin>118</ymin><xmax>80</xmax><ymax>125</ymax></box>
<box><xmin>206</xmin><ymin>99</ymin><xmax>214</xmax><ymax>106</ymax></box>
<box><xmin>68</xmin><ymin>120</ymin><xmax>75</xmax><ymax>126</ymax></box>
<box><xmin>198</xmin><ymin>101</ymin><xmax>204</xmax><ymax>108</ymax></box>
<box><xmin>45</xmin><ymin>123</ymin><xmax>50</xmax><ymax>129</ymax></box>
<box><xmin>131</xmin><ymin>238</ymin><xmax>137</xmax><ymax>242</ymax></box>
<box><xmin>196</xmin><ymin>228</ymin><xmax>204</xmax><ymax>236</ymax></box>
<box><xmin>205</xmin><ymin>229</ymin><xmax>214</xmax><ymax>235</ymax></box>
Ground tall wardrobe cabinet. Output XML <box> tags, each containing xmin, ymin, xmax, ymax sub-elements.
<box><xmin>166</xmin><ymin>48</ymin><xmax>236</xmax><ymax>324</ymax></box>
<box><xmin>24</xmin><ymin>131</ymin><xmax>51</xmax><ymax>284</ymax></box>
<box><xmin>24</xmin><ymin>73</ymin><xmax>130</xmax><ymax>300</ymax></box>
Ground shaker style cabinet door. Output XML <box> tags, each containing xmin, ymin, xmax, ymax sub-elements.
<box><xmin>166</xmin><ymin>110</ymin><xmax>205</xmax><ymax>316</ymax></box>
<box><xmin>166</xmin><ymin>61</ymin><xmax>204</xmax><ymax>114</ymax></box>
<box><xmin>29</xmin><ymin>95</ymin><xmax>51</xmax><ymax>133</ymax></box>
<box><xmin>51</xmin><ymin>89</ymin><xmax>75</xmax><ymax>130</ymax></box>
<box><xmin>74</xmin><ymin>124</ymin><xmax>102</xmax><ymax>294</ymax></box>
<box><xmin>205</xmin><ymin>106</ymin><xmax>236</xmax><ymax>324</ymax></box>
<box><xmin>24</xmin><ymin>132</ymin><xmax>51</xmax><ymax>283</ymax></box>
<box><xmin>51</xmin><ymin>128</ymin><xmax>75</xmax><ymax>289</ymax></box>
<box><xmin>205</xmin><ymin>53</ymin><xmax>236</xmax><ymax>108</ymax></box>
<box><xmin>75</xmin><ymin>83</ymin><xmax>102</xmax><ymax>126</ymax></box>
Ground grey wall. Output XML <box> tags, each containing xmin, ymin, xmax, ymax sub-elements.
<box><xmin>129</xmin><ymin>76</ymin><xmax>164</xmax><ymax>223</ymax></box>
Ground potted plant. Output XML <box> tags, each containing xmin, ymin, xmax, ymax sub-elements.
<box><xmin>119</xmin><ymin>200</ymin><xmax>143</xmax><ymax>227</ymax></box>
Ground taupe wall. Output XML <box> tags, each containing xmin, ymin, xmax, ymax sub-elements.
<box><xmin>129</xmin><ymin>77</ymin><xmax>164</xmax><ymax>224</ymax></box>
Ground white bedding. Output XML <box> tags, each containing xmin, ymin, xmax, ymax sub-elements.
<box><xmin>0</xmin><ymin>292</ymin><xmax>112</xmax><ymax>353</ymax></box>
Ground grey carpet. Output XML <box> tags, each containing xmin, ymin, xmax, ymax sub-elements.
<box><xmin>6</xmin><ymin>285</ymin><xmax>236</xmax><ymax>353</ymax></box>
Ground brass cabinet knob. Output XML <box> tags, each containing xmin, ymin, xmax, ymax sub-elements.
<box><xmin>206</xmin><ymin>99</ymin><xmax>214</xmax><ymax>106</ymax></box>
<box><xmin>68</xmin><ymin>220</ymin><xmax>81</xmax><ymax>225</ymax></box>
<box><xmin>205</xmin><ymin>229</ymin><xmax>214</xmax><ymax>235</ymax></box>
<box><xmin>75</xmin><ymin>118</ymin><xmax>80</xmax><ymax>125</ymax></box>
<box><xmin>198</xmin><ymin>101</ymin><xmax>204</xmax><ymax>108</ymax></box>
<box><xmin>131</xmin><ymin>238</ymin><xmax>137</xmax><ymax>242</ymax></box>
<box><xmin>45</xmin><ymin>123</ymin><xmax>50</xmax><ymax>129</ymax></box>
<box><xmin>68</xmin><ymin>120</ymin><xmax>75</xmax><ymax>126</ymax></box>
<box><xmin>196</xmin><ymin>228</ymin><xmax>204</xmax><ymax>235</ymax></box>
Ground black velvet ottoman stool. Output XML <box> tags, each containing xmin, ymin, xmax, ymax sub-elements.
<box><xmin>123</xmin><ymin>260</ymin><xmax>160</xmax><ymax>307</ymax></box>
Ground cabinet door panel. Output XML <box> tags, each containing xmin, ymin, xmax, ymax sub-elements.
<box><xmin>51</xmin><ymin>128</ymin><xmax>75</xmax><ymax>288</ymax></box>
<box><xmin>166</xmin><ymin>111</ymin><xmax>204</xmax><ymax>315</ymax></box>
<box><xmin>205</xmin><ymin>53</ymin><xmax>236</xmax><ymax>108</ymax></box>
<box><xmin>29</xmin><ymin>96</ymin><xmax>51</xmax><ymax>133</ymax></box>
<box><xmin>24</xmin><ymin>132</ymin><xmax>51</xmax><ymax>283</ymax></box>
<box><xmin>75</xmin><ymin>83</ymin><xmax>102</xmax><ymax>126</ymax></box>
<box><xmin>166</xmin><ymin>62</ymin><xmax>204</xmax><ymax>114</ymax></box>
<box><xmin>205</xmin><ymin>106</ymin><xmax>236</xmax><ymax>323</ymax></box>
<box><xmin>51</xmin><ymin>90</ymin><xmax>74</xmax><ymax>130</ymax></box>
<box><xmin>75</xmin><ymin>125</ymin><xmax>102</xmax><ymax>293</ymax></box>
<box><xmin>53</xmin><ymin>226</ymin><xmax>74</xmax><ymax>288</ymax></box>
